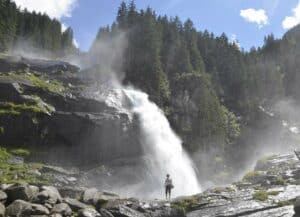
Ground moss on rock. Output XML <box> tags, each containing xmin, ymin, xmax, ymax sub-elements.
<box><xmin>253</xmin><ymin>190</ymin><xmax>269</xmax><ymax>201</ymax></box>
<box><xmin>243</xmin><ymin>171</ymin><xmax>264</xmax><ymax>182</ymax></box>
<box><xmin>0</xmin><ymin>147</ymin><xmax>49</xmax><ymax>185</ymax></box>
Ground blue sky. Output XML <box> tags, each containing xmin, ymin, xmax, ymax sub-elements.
<box><xmin>13</xmin><ymin>0</ymin><xmax>300</xmax><ymax>51</ymax></box>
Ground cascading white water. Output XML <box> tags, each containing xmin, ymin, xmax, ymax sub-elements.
<box><xmin>124</xmin><ymin>88</ymin><xmax>201</xmax><ymax>197</ymax></box>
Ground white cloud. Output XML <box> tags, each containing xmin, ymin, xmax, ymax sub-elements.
<box><xmin>61</xmin><ymin>23</ymin><xmax>68</xmax><ymax>32</ymax></box>
<box><xmin>240</xmin><ymin>8</ymin><xmax>269</xmax><ymax>28</ymax></box>
<box><xmin>230</xmin><ymin>34</ymin><xmax>241</xmax><ymax>49</ymax></box>
<box><xmin>73</xmin><ymin>38</ymin><xmax>79</xmax><ymax>48</ymax></box>
<box><xmin>12</xmin><ymin>0</ymin><xmax>78</xmax><ymax>19</ymax></box>
<box><xmin>282</xmin><ymin>1</ymin><xmax>300</xmax><ymax>30</ymax></box>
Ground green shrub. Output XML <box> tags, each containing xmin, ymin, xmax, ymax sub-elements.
<box><xmin>273</xmin><ymin>177</ymin><xmax>286</xmax><ymax>186</ymax></box>
<box><xmin>0</xmin><ymin>148</ymin><xmax>11</xmax><ymax>162</ymax></box>
<box><xmin>243</xmin><ymin>171</ymin><xmax>264</xmax><ymax>181</ymax></box>
<box><xmin>172</xmin><ymin>196</ymin><xmax>199</xmax><ymax>214</ymax></box>
<box><xmin>10</xmin><ymin>148</ymin><xmax>31</xmax><ymax>157</ymax></box>
<box><xmin>253</xmin><ymin>190</ymin><xmax>268</xmax><ymax>201</ymax></box>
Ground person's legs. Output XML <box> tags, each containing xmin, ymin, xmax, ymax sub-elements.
<box><xmin>166</xmin><ymin>186</ymin><xmax>171</xmax><ymax>200</ymax></box>
<box><xmin>165</xmin><ymin>187</ymin><xmax>168</xmax><ymax>199</ymax></box>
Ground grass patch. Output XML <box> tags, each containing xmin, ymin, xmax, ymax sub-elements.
<box><xmin>172</xmin><ymin>196</ymin><xmax>199</xmax><ymax>215</ymax></box>
<box><xmin>0</xmin><ymin>147</ymin><xmax>49</xmax><ymax>185</ymax></box>
<box><xmin>10</xmin><ymin>148</ymin><xmax>31</xmax><ymax>157</ymax></box>
<box><xmin>273</xmin><ymin>177</ymin><xmax>286</xmax><ymax>186</ymax></box>
<box><xmin>243</xmin><ymin>171</ymin><xmax>264</xmax><ymax>182</ymax></box>
<box><xmin>277</xmin><ymin>200</ymin><xmax>294</xmax><ymax>207</ymax></box>
<box><xmin>0</xmin><ymin>73</ymin><xmax>66</xmax><ymax>93</ymax></box>
<box><xmin>0</xmin><ymin>147</ymin><xmax>11</xmax><ymax>162</ymax></box>
<box><xmin>0</xmin><ymin>101</ymin><xmax>46</xmax><ymax>116</ymax></box>
<box><xmin>253</xmin><ymin>190</ymin><xmax>269</xmax><ymax>201</ymax></box>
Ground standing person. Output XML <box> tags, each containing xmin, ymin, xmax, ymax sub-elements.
<box><xmin>164</xmin><ymin>174</ymin><xmax>173</xmax><ymax>200</ymax></box>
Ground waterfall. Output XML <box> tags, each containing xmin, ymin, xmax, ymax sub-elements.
<box><xmin>124</xmin><ymin>88</ymin><xmax>201</xmax><ymax>197</ymax></box>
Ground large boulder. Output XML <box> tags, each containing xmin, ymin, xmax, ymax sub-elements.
<box><xmin>63</xmin><ymin>197</ymin><xmax>88</xmax><ymax>212</ymax></box>
<box><xmin>33</xmin><ymin>186</ymin><xmax>62</xmax><ymax>205</ymax></box>
<box><xmin>81</xmin><ymin>188</ymin><xmax>100</xmax><ymax>205</ymax></box>
<box><xmin>58</xmin><ymin>186</ymin><xmax>86</xmax><ymax>199</ymax></box>
<box><xmin>5</xmin><ymin>183</ymin><xmax>39</xmax><ymax>204</ymax></box>
<box><xmin>0</xmin><ymin>190</ymin><xmax>7</xmax><ymax>204</ymax></box>
<box><xmin>6</xmin><ymin>200</ymin><xmax>49</xmax><ymax>216</ymax></box>
<box><xmin>294</xmin><ymin>196</ymin><xmax>300</xmax><ymax>215</ymax></box>
<box><xmin>51</xmin><ymin>203</ymin><xmax>72</xmax><ymax>216</ymax></box>
<box><xmin>95</xmin><ymin>192</ymin><xmax>120</xmax><ymax>210</ymax></box>
<box><xmin>0</xmin><ymin>203</ymin><xmax>5</xmax><ymax>217</ymax></box>
<box><xmin>82</xmin><ymin>188</ymin><xmax>119</xmax><ymax>207</ymax></box>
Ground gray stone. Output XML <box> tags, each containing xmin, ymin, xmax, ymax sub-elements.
<box><xmin>58</xmin><ymin>186</ymin><xmax>86</xmax><ymax>198</ymax></box>
<box><xmin>5</xmin><ymin>183</ymin><xmax>39</xmax><ymax>204</ymax></box>
<box><xmin>50</xmin><ymin>214</ymin><xmax>63</xmax><ymax>217</ymax></box>
<box><xmin>0</xmin><ymin>190</ymin><xmax>7</xmax><ymax>203</ymax></box>
<box><xmin>109</xmin><ymin>205</ymin><xmax>145</xmax><ymax>217</ymax></box>
<box><xmin>294</xmin><ymin>196</ymin><xmax>300</xmax><ymax>214</ymax></box>
<box><xmin>6</xmin><ymin>200</ymin><xmax>49</xmax><ymax>216</ymax></box>
<box><xmin>82</xmin><ymin>188</ymin><xmax>100</xmax><ymax>205</ymax></box>
<box><xmin>95</xmin><ymin>192</ymin><xmax>120</xmax><ymax>210</ymax></box>
<box><xmin>99</xmin><ymin>209</ymin><xmax>114</xmax><ymax>217</ymax></box>
<box><xmin>33</xmin><ymin>186</ymin><xmax>62</xmax><ymax>205</ymax></box>
<box><xmin>78</xmin><ymin>208</ymin><xmax>102</xmax><ymax>217</ymax></box>
<box><xmin>51</xmin><ymin>203</ymin><xmax>72</xmax><ymax>216</ymax></box>
<box><xmin>0</xmin><ymin>203</ymin><xmax>5</xmax><ymax>217</ymax></box>
<box><xmin>63</xmin><ymin>197</ymin><xmax>88</xmax><ymax>211</ymax></box>
<box><xmin>41</xmin><ymin>165</ymin><xmax>79</xmax><ymax>176</ymax></box>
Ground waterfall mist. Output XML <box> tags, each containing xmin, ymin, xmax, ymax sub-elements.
<box><xmin>124</xmin><ymin>88</ymin><xmax>201</xmax><ymax>197</ymax></box>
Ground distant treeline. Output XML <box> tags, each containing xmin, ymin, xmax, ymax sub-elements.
<box><xmin>1</xmin><ymin>0</ymin><xmax>300</xmax><ymax>165</ymax></box>
<box><xmin>90</xmin><ymin>1</ymin><xmax>292</xmax><ymax>152</ymax></box>
<box><xmin>0</xmin><ymin>0</ymin><xmax>77</xmax><ymax>56</ymax></box>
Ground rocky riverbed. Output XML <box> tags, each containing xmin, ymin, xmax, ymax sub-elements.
<box><xmin>0</xmin><ymin>146</ymin><xmax>300</xmax><ymax>216</ymax></box>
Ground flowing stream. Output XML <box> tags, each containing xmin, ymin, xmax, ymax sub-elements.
<box><xmin>124</xmin><ymin>88</ymin><xmax>201</xmax><ymax>197</ymax></box>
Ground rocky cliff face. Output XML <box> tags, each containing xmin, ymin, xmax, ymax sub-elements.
<box><xmin>0</xmin><ymin>55</ymin><xmax>141</xmax><ymax>167</ymax></box>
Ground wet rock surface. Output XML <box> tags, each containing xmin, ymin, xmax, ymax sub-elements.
<box><xmin>183</xmin><ymin>154</ymin><xmax>300</xmax><ymax>217</ymax></box>
<box><xmin>0</xmin><ymin>55</ymin><xmax>141</xmax><ymax>167</ymax></box>
<box><xmin>0</xmin><ymin>148</ymin><xmax>299</xmax><ymax>216</ymax></box>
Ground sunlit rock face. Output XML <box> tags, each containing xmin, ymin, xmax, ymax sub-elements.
<box><xmin>0</xmin><ymin>56</ymin><xmax>142</xmax><ymax>166</ymax></box>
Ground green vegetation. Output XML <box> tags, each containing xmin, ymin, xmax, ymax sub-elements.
<box><xmin>24</xmin><ymin>73</ymin><xmax>65</xmax><ymax>93</ymax></box>
<box><xmin>277</xmin><ymin>200</ymin><xmax>294</xmax><ymax>207</ymax></box>
<box><xmin>0</xmin><ymin>147</ymin><xmax>48</xmax><ymax>184</ymax></box>
<box><xmin>253</xmin><ymin>190</ymin><xmax>281</xmax><ymax>201</ymax></box>
<box><xmin>10</xmin><ymin>148</ymin><xmax>31</xmax><ymax>157</ymax></box>
<box><xmin>0</xmin><ymin>147</ymin><xmax>12</xmax><ymax>161</ymax></box>
<box><xmin>0</xmin><ymin>127</ymin><xmax>4</xmax><ymax>134</ymax></box>
<box><xmin>0</xmin><ymin>0</ymin><xmax>77</xmax><ymax>56</ymax></box>
<box><xmin>2</xmin><ymin>0</ymin><xmax>300</xmax><ymax>178</ymax></box>
<box><xmin>253</xmin><ymin>190</ymin><xmax>269</xmax><ymax>201</ymax></box>
<box><xmin>0</xmin><ymin>101</ymin><xmax>45</xmax><ymax>116</ymax></box>
<box><xmin>0</xmin><ymin>73</ymin><xmax>66</xmax><ymax>93</ymax></box>
<box><xmin>243</xmin><ymin>171</ymin><xmax>264</xmax><ymax>182</ymax></box>
<box><xmin>172</xmin><ymin>196</ymin><xmax>199</xmax><ymax>215</ymax></box>
<box><xmin>91</xmin><ymin>1</ymin><xmax>244</xmax><ymax>153</ymax></box>
<box><xmin>273</xmin><ymin>177</ymin><xmax>286</xmax><ymax>186</ymax></box>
